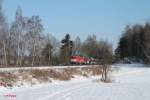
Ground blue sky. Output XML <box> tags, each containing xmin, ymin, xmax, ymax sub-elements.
<box><xmin>3</xmin><ymin>0</ymin><xmax>150</xmax><ymax>49</ymax></box>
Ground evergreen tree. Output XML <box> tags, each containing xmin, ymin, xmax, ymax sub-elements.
<box><xmin>60</xmin><ymin>34</ymin><xmax>73</xmax><ymax>65</ymax></box>
<box><xmin>116</xmin><ymin>22</ymin><xmax>150</xmax><ymax>63</ymax></box>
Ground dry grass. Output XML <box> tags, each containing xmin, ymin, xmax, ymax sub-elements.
<box><xmin>29</xmin><ymin>69</ymin><xmax>51</xmax><ymax>82</ymax></box>
<box><xmin>0</xmin><ymin>66</ymin><xmax>103</xmax><ymax>87</ymax></box>
<box><xmin>46</xmin><ymin>69</ymin><xmax>72</xmax><ymax>81</ymax></box>
<box><xmin>81</xmin><ymin>66</ymin><xmax>102</xmax><ymax>75</ymax></box>
<box><xmin>0</xmin><ymin>72</ymin><xmax>18</xmax><ymax>87</ymax></box>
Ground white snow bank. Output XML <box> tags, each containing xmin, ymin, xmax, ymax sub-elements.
<box><xmin>1</xmin><ymin>64</ymin><xmax>150</xmax><ymax>100</ymax></box>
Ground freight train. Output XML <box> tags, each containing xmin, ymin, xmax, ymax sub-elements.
<box><xmin>70</xmin><ymin>55</ymin><xmax>97</xmax><ymax>65</ymax></box>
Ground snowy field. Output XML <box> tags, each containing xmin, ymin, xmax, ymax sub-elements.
<box><xmin>1</xmin><ymin>64</ymin><xmax>150</xmax><ymax>100</ymax></box>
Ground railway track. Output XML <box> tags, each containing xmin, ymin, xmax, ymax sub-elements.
<box><xmin>0</xmin><ymin>65</ymin><xmax>100</xmax><ymax>72</ymax></box>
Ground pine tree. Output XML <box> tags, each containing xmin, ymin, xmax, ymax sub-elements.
<box><xmin>60</xmin><ymin>34</ymin><xmax>73</xmax><ymax>65</ymax></box>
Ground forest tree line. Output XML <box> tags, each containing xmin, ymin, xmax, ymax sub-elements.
<box><xmin>0</xmin><ymin>1</ymin><xmax>113</xmax><ymax>67</ymax></box>
<box><xmin>115</xmin><ymin>22</ymin><xmax>150</xmax><ymax>63</ymax></box>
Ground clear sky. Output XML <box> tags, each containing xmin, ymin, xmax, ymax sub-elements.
<box><xmin>3</xmin><ymin>0</ymin><xmax>150</xmax><ymax>49</ymax></box>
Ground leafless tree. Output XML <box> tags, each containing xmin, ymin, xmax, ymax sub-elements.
<box><xmin>97</xmin><ymin>41</ymin><xmax>113</xmax><ymax>82</ymax></box>
<box><xmin>73</xmin><ymin>36</ymin><xmax>81</xmax><ymax>55</ymax></box>
<box><xmin>81</xmin><ymin>34</ymin><xmax>98</xmax><ymax>58</ymax></box>
<box><xmin>0</xmin><ymin>0</ymin><xmax>9</xmax><ymax>67</ymax></box>
<box><xmin>27</xmin><ymin>16</ymin><xmax>44</xmax><ymax>66</ymax></box>
<box><xmin>9</xmin><ymin>6</ymin><xmax>25</xmax><ymax>66</ymax></box>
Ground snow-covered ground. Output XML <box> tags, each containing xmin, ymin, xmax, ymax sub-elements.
<box><xmin>1</xmin><ymin>64</ymin><xmax>150</xmax><ymax>100</ymax></box>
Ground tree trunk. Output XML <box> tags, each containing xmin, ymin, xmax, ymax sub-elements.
<box><xmin>48</xmin><ymin>47</ymin><xmax>51</xmax><ymax>66</ymax></box>
<box><xmin>16</xmin><ymin>33</ymin><xmax>20</xmax><ymax>66</ymax></box>
<box><xmin>104</xmin><ymin>66</ymin><xmax>107</xmax><ymax>81</ymax></box>
<box><xmin>3</xmin><ymin>41</ymin><xmax>7</xmax><ymax>67</ymax></box>
<box><xmin>32</xmin><ymin>43</ymin><xmax>36</xmax><ymax>66</ymax></box>
<box><xmin>19</xmin><ymin>52</ymin><xmax>23</xmax><ymax>67</ymax></box>
<box><xmin>101</xmin><ymin>65</ymin><xmax>109</xmax><ymax>82</ymax></box>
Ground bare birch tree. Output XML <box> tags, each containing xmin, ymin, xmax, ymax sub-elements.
<box><xmin>0</xmin><ymin>0</ymin><xmax>9</xmax><ymax>67</ymax></box>
<box><xmin>27</xmin><ymin>16</ymin><xmax>44</xmax><ymax>66</ymax></box>
<box><xmin>9</xmin><ymin>6</ymin><xmax>24</xmax><ymax>66</ymax></box>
